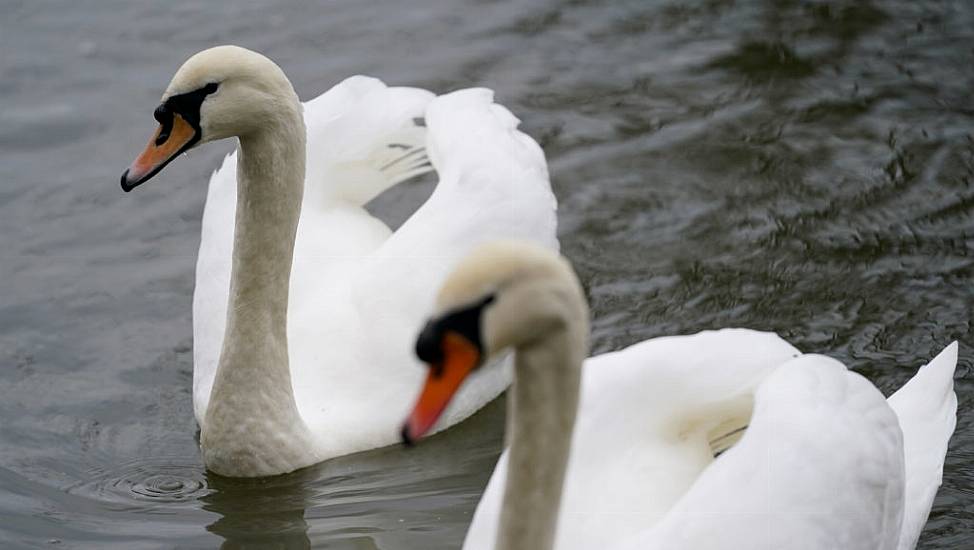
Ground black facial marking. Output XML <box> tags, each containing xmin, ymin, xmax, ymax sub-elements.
<box><xmin>155</xmin><ymin>81</ymin><xmax>219</xmax><ymax>145</ymax></box>
<box><xmin>415</xmin><ymin>294</ymin><xmax>495</xmax><ymax>375</ymax></box>
<box><xmin>121</xmin><ymin>82</ymin><xmax>220</xmax><ymax>192</ymax></box>
<box><xmin>154</xmin><ymin>104</ymin><xmax>174</xmax><ymax>146</ymax></box>
<box><xmin>415</xmin><ymin>320</ymin><xmax>445</xmax><ymax>366</ymax></box>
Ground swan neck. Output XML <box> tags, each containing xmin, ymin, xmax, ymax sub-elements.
<box><xmin>202</xmin><ymin>100</ymin><xmax>314</xmax><ymax>476</ymax></box>
<box><xmin>230</xmin><ymin>121</ymin><xmax>304</xmax><ymax>346</ymax></box>
<box><xmin>496</xmin><ymin>330</ymin><xmax>583</xmax><ymax>550</ymax></box>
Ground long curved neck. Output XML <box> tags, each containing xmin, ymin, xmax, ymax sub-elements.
<box><xmin>496</xmin><ymin>329</ymin><xmax>584</xmax><ymax>550</ymax></box>
<box><xmin>202</xmin><ymin>98</ymin><xmax>316</xmax><ymax>476</ymax></box>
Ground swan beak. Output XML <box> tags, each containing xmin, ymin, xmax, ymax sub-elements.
<box><xmin>402</xmin><ymin>332</ymin><xmax>481</xmax><ymax>445</ymax></box>
<box><xmin>120</xmin><ymin>113</ymin><xmax>197</xmax><ymax>192</ymax></box>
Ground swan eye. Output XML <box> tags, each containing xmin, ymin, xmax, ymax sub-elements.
<box><xmin>155</xmin><ymin>82</ymin><xmax>222</xmax><ymax>136</ymax></box>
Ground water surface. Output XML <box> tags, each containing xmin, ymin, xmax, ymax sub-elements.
<box><xmin>1</xmin><ymin>0</ymin><xmax>972</xmax><ymax>548</ymax></box>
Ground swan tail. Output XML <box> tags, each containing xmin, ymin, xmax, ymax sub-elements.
<box><xmin>887</xmin><ymin>342</ymin><xmax>958</xmax><ymax>550</ymax></box>
<box><xmin>303</xmin><ymin>76</ymin><xmax>436</xmax><ymax>207</ymax></box>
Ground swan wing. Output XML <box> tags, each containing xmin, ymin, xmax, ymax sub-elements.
<box><xmin>334</xmin><ymin>88</ymin><xmax>558</xmax><ymax>437</ymax></box>
<box><xmin>302</xmin><ymin>75</ymin><xmax>434</xmax><ymax>208</ymax></box>
<box><xmin>193</xmin><ymin>151</ymin><xmax>237</xmax><ymax>422</ymax></box>
<box><xmin>355</xmin><ymin>87</ymin><xmax>558</xmax><ymax>357</ymax></box>
<box><xmin>286</xmin><ymin>87</ymin><xmax>556</xmax><ymax>456</ymax></box>
<box><xmin>632</xmin><ymin>354</ymin><xmax>906</xmax><ymax>550</ymax></box>
<box><xmin>887</xmin><ymin>342</ymin><xmax>958</xmax><ymax>550</ymax></box>
<box><xmin>368</xmin><ymin>87</ymin><xmax>557</xmax><ymax>274</ymax></box>
<box><xmin>463</xmin><ymin>329</ymin><xmax>801</xmax><ymax>550</ymax></box>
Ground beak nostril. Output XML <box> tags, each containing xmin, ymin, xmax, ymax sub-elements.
<box><xmin>153</xmin><ymin>105</ymin><xmax>175</xmax><ymax>146</ymax></box>
<box><xmin>155</xmin><ymin>125</ymin><xmax>172</xmax><ymax>146</ymax></box>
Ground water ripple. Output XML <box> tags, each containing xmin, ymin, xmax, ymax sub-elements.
<box><xmin>67</xmin><ymin>457</ymin><xmax>209</xmax><ymax>506</ymax></box>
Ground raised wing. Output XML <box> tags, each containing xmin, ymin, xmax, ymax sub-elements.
<box><xmin>888</xmin><ymin>342</ymin><xmax>958</xmax><ymax>550</ymax></box>
<box><xmin>633</xmin><ymin>354</ymin><xmax>906</xmax><ymax>550</ymax></box>
<box><xmin>356</xmin><ymin>87</ymin><xmax>558</xmax><ymax>317</ymax></box>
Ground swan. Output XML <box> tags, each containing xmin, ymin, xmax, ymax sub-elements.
<box><xmin>119</xmin><ymin>46</ymin><xmax>557</xmax><ymax>477</ymax></box>
<box><xmin>402</xmin><ymin>241</ymin><xmax>958</xmax><ymax>550</ymax></box>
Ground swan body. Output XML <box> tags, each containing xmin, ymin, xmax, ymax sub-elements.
<box><xmin>402</xmin><ymin>242</ymin><xmax>958</xmax><ymax>550</ymax></box>
<box><xmin>121</xmin><ymin>46</ymin><xmax>556</xmax><ymax>476</ymax></box>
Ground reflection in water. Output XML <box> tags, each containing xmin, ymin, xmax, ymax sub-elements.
<box><xmin>204</xmin><ymin>470</ymin><xmax>312</xmax><ymax>550</ymax></box>
<box><xmin>200</xmin><ymin>396</ymin><xmax>505</xmax><ymax>549</ymax></box>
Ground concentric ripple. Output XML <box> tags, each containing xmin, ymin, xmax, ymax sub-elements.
<box><xmin>67</xmin><ymin>457</ymin><xmax>210</xmax><ymax>506</ymax></box>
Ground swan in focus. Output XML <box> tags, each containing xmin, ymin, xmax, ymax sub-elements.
<box><xmin>119</xmin><ymin>46</ymin><xmax>557</xmax><ymax>477</ymax></box>
<box><xmin>402</xmin><ymin>241</ymin><xmax>958</xmax><ymax>550</ymax></box>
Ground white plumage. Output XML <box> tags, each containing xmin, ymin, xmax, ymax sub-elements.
<box><xmin>190</xmin><ymin>74</ymin><xmax>555</xmax><ymax>464</ymax></box>
<box><xmin>464</xmin><ymin>332</ymin><xmax>957</xmax><ymax>550</ymax></box>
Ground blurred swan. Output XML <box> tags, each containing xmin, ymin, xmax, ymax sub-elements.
<box><xmin>403</xmin><ymin>241</ymin><xmax>957</xmax><ymax>550</ymax></box>
<box><xmin>120</xmin><ymin>46</ymin><xmax>556</xmax><ymax>477</ymax></box>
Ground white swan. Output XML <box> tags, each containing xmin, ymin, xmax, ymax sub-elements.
<box><xmin>120</xmin><ymin>46</ymin><xmax>557</xmax><ymax>477</ymax></box>
<box><xmin>402</xmin><ymin>241</ymin><xmax>958</xmax><ymax>550</ymax></box>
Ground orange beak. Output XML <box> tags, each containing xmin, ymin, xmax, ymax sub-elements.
<box><xmin>120</xmin><ymin>113</ymin><xmax>197</xmax><ymax>192</ymax></box>
<box><xmin>402</xmin><ymin>331</ymin><xmax>481</xmax><ymax>445</ymax></box>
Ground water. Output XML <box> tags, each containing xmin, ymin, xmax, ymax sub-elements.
<box><xmin>1</xmin><ymin>0</ymin><xmax>972</xmax><ymax>547</ymax></box>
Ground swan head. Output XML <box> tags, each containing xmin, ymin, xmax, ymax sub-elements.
<box><xmin>121</xmin><ymin>45</ymin><xmax>300</xmax><ymax>191</ymax></box>
<box><xmin>402</xmin><ymin>241</ymin><xmax>589</xmax><ymax>444</ymax></box>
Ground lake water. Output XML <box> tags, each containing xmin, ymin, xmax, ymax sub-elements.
<box><xmin>0</xmin><ymin>0</ymin><xmax>972</xmax><ymax>548</ymax></box>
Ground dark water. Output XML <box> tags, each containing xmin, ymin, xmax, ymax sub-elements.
<box><xmin>1</xmin><ymin>0</ymin><xmax>972</xmax><ymax>547</ymax></box>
